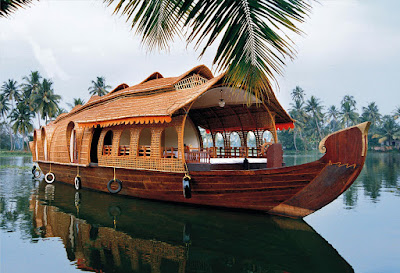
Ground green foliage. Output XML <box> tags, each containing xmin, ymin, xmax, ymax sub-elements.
<box><xmin>105</xmin><ymin>0</ymin><xmax>312</xmax><ymax>102</ymax></box>
<box><xmin>67</xmin><ymin>98</ymin><xmax>85</xmax><ymax>109</ymax></box>
<box><xmin>281</xmin><ymin>86</ymin><xmax>398</xmax><ymax>151</ymax></box>
<box><xmin>88</xmin><ymin>76</ymin><xmax>111</xmax><ymax>97</ymax></box>
<box><xmin>33</xmin><ymin>78</ymin><xmax>61</xmax><ymax>124</ymax></box>
<box><xmin>1</xmin><ymin>71</ymin><xmax>62</xmax><ymax>150</ymax></box>
<box><xmin>0</xmin><ymin>0</ymin><xmax>35</xmax><ymax>18</ymax></box>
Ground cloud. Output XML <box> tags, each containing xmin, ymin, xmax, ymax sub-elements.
<box><xmin>27</xmin><ymin>38</ymin><xmax>71</xmax><ymax>81</ymax></box>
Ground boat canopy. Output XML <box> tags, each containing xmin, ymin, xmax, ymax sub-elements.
<box><xmin>54</xmin><ymin>65</ymin><xmax>294</xmax><ymax>132</ymax></box>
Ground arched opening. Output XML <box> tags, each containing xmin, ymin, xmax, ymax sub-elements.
<box><xmin>200</xmin><ymin>128</ymin><xmax>213</xmax><ymax>148</ymax></box>
<box><xmin>247</xmin><ymin>131</ymin><xmax>257</xmax><ymax>157</ymax></box>
<box><xmin>263</xmin><ymin>130</ymin><xmax>274</xmax><ymax>143</ymax></box>
<box><xmin>66</xmin><ymin>122</ymin><xmax>78</xmax><ymax>163</ymax></box>
<box><xmin>138</xmin><ymin>128</ymin><xmax>151</xmax><ymax>157</ymax></box>
<box><xmin>229</xmin><ymin>132</ymin><xmax>242</xmax><ymax>158</ymax></box>
<box><xmin>215</xmin><ymin>132</ymin><xmax>224</xmax><ymax>158</ymax></box>
<box><xmin>102</xmin><ymin>130</ymin><xmax>113</xmax><ymax>156</ymax></box>
<box><xmin>90</xmin><ymin>126</ymin><xmax>102</xmax><ymax>163</ymax></box>
<box><xmin>119</xmin><ymin>129</ymin><xmax>131</xmax><ymax>156</ymax></box>
<box><xmin>41</xmin><ymin>127</ymin><xmax>47</xmax><ymax>161</ymax></box>
<box><xmin>161</xmin><ymin>127</ymin><xmax>178</xmax><ymax>158</ymax></box>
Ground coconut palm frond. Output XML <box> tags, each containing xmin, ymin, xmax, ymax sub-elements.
<box><xmin>105</xmin><ymin>0</ymin><xmax>312</xmax><ymax>101</ymax></box>
<box><xmin>185</xmin><ymin>0</ymin><xmax>310</xmax><ymax>101</ymax></box>
<box><xmin>0</xmin><ymin>0</ymin><xmax>35</xmax><ymax>18</ymax></box>
<box><xmin>105</xmin><ymin>0</ymin><xmax>183</xmax><ymax>51</ymax></box>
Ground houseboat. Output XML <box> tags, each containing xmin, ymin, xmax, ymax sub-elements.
<box><xmin>30</xmin><ymin>65</ymin><xmax>370</xmax><ymax>218</ymax></box>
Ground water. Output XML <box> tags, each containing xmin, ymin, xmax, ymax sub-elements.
<box><xmin>1</xmin><ymin>152</ymin><xmax>399</xmax><ymax>273</ymax></box>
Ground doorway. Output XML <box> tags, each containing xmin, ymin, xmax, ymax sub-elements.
<box><xmin>90</xmin><ymin>126</ymin><xmax>102</xmax><ymax>163</ymax></box>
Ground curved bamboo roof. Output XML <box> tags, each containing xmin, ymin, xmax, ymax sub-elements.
<box><xmin>53</xmin><ymin>65</ymin><xmax>294</xmax><ymax>130</ymax></box>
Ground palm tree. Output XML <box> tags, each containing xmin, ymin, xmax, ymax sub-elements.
<box><xmin>67</xmin><ymin>98</ymin><xmax>86</xmax><ymax>109</ymax></box>
<box><xmin>1</xmin><ymin>79</ymin><xmax>21</xmax><ymax>150</ymax></box>
<box><xmin>291</xmin><ymin>86</ymin><xmax>305</xmax><ymax>103</ymax></box>
<box><xmin>361</xmin><ymin>102</ymin><xmax>381</xmax><ymax>129</ymax></box>
<box><xmin>340</xmin><ymin>101</ymin><xmax>359</xmax><ymax>128</ymax></box>
<box><xmin>10</xmin><ymin>102</ymin><xmax>34</xmax><ymax>151</ymax></box>
<box><xmin>56</xmin><ymin>107</ymin><xmax>67</xmax><ymax>116</ymax></box>
<box><xmin>105</xmin><ymin>0</ymin><xmax>312</xmax><ymax>101</ymax></box>
<box><xmin>305</xmin><ymin>96</ymin><xmax>324</xmax><ymax>140</ymax></box>
<box><xmin>372</xmin><ymin>115</ymin><xmax>400</xmax><ymax>146</ymax></box>
<box><xmin>34</xmin><ymin>79</ymin><xmax>61</xmax><ymax>124</ymax></box>
<box><xmin>0</xmin><ymin>94</ymin><xmax>10</xmax><ymax>123</ymax></box>
<box><xmin>1</xmin><ymin>79</ymin><xmax>21</xmax><ymax>109</ymax></box>
<box><xmin>22</xmin><ymin>71</ymin><xmax>42</xmax><ymax>125</ymax></box>
<box><xmin>0</xmin><ymin>0</ymin><xmax>35</xmax><ymax>17</ymax></box>
<box><xmin>88</xmin><ymin>77</ymin><xmax>111</xmax><ymax>97</ymax></box>
<box><xmin>289</xmin><ymin>99</ymin><xmax>308</xmax><ymax>151</ymax></box>
<box><xmin>326</xmin><ymin>105</ymin><xmax>340</xmax><ymax>133</ymax></box>
<box><xmin>393</xmin><ymin>106</ymin><xmax>400</xmax><ymax>120</ymax></box>
<box><xmin>341</xmin><ymin>95</ymin><xmax>357</xmax><ymax>108</ymax></box>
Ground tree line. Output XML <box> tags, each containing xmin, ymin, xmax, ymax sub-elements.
<box><xmin>278</xmin><ymin>86</ymin><xmax>400</xmax><ymax>151</ymax></box>
<box><xmin>1</xmin><ymin>73</ymin><xmax>399</xmax><ymax>152</ymax></box>
<box><xmin>0</xmin><ymin>71</ymin><xmax>111</xmax><ymax>151</ymax></box>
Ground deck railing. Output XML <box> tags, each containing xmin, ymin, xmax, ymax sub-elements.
<box><xmin>103</xmin><ymin>145</ymin><xmax>112</xmax><ymax>156</ymax></box>
<box><xmin>138</xmin><ymin>145</ymin><xmax>151</xmax><ymax>157</ymax></box>
<box><xmin>118</xmin><ymin>145</ymin><xmax>130</xmax><ymax>156</ymax></box>
<box><xmin>184</xmin><ymin>147</ymin><xmax>264</xmax><ymax>163</ymax></box>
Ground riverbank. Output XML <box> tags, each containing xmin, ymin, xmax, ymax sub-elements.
<box><xmin>0</xmin><ymin>150</ymin><xmax>32</xmax><ymax>157</ymax></box>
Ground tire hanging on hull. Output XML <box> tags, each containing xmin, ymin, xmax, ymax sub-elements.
<box><xmin>183</xmin><ymin>175</ymin><xmax>191</xmax><ymax>199</ymax></box>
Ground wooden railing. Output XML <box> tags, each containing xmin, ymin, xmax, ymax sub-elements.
<box><xmin>138</xmin><ymin>145</ymin><xmax>151</xmax><ymax>157</ymax></box>
<box><xmin>185</xmin><ymin>147</ymin><xmax>264</xmax><ymax>163</ymax></box>
<box><xmin>103</xmin><ymin>145</ymin><xmax>112</xmax><ymax>156</ymax></box>
<box><xmin>185</xmin><ymin>149</ymin><xmax>210</xmax><ymax>163</ymax></box>
<box><xmin>162</xmin><ymin>147</ymin><xmax>177</xmax><ymax>158</ymax></box>
<box><xmin>118</xmin><ymin>145</ymin><xmax>130</xmax><ymax>156</ymax></box>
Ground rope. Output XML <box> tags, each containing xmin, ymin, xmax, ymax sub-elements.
<box><xmin>113</xmin><ymin>167</ymin><xmax>116</xmax><ymax>180</ymax></box>
<box><xmin>49</xmin><ymin>163</ymin><xmax>52</xmax><ymax>173</ymax></box>
<box><xmin>183</xmin><ymin>163</ymin><xmax>191</xmax><ymax>179</ymax></box>
<box><xmin>77</xmin><ymin>166</ymin><xmax>80</xmax><ymax>177</ymax></box>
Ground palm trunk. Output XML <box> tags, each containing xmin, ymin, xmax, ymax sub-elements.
<box><xmin>9</xmin><ymin>126</ymin><xmax>13</xmax><ymax>151</ymax></box>
<box><xmin>315</xmin><ymin>119</ymin><xmax>323</xmax><ymax>140</ymax></box>
<box><xmin>293</xmin><ymin>130</ymin><xmax>298</xmax><ymax>151</ymax></box>
<box><xmin>37</xmin><ymin>113</ymin><xmax>41</xmax><ymax>127</ymax></box>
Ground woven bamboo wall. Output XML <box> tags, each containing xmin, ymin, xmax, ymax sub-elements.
<box><xmin>29</xmin><ymin>141</ymin><xmax>35</xmax><ymax>160</ymax></box>
<box><xmin>97</xmin><ymin>116</ymin><xmax>186</xmax><ymax>173</ymax></box>
<box><xmin>79</xmin><ymin>127</ymin><xmax>93</xmax><ymax>165</ymax></box>
<box><xmin>36</xmin><ymin>129</ymin><xmax>44</xmax><ymax>161</ymax></box>
<box><xmin>49</xmin><ymin>120</ymin><xmax>70</xmax><ymax>163</ymax></box>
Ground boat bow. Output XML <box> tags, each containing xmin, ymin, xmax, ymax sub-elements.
<box><xmin>269</xmin><ymin>122</ymin><xmax>371</xmax><ymax>218</ymax></box>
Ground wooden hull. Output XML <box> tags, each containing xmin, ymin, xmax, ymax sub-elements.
<box><xmin>37</xmin><ymin>122</ymin><xmax>370</xmax><ymax>218</ymax></box>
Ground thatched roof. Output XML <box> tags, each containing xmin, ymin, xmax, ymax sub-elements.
<box><xmin>53</xmin><ymin>65</ymin><xmax>293</xmax><ymax>130</ymax></box>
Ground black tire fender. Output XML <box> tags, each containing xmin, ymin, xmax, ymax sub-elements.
<box><xmin>107</xmin><ymin>179</ymin><xmax>122</xmax><ymax>194</ymax></box>
<box><xmin>74</xmin><ymin>176</ymin><xmax>81</xmax><ymax>190</ymax></box>
<box><xmin>183</xmin><ymin>176</ymin><xmax>191</xmax><ymax>199</ymax></box>
<box><xmin>45</xmin><ymin>172</ymin><xmax>55</xmax><ymax>184</ymax></box>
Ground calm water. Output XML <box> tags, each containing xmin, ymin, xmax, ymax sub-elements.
<box><xmin>1</xmin><ymin>152</ymin><xmax>399</xmax><ymax>273</ymax></box>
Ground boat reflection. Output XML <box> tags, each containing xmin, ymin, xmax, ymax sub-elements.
<box><xmin>31</xmin><ymin>181</ymin><xmax>354</xmax><ymax>273</ymax></box>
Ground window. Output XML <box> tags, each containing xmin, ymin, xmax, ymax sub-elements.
<box><xmin>161</xmin><ymin>127</ymin><xmax>178</xmax><ymax>158</ymax></box>
<box><xmin>138</xmin><ymin>128</ymin><xmax>151</xmax><ymax>157</ymax></box>
<box><xmin>103</xmin><ymin>130</ymin><xmax>113</xmax><ymax>155</ymax></box>
<box><xmin>119</xmin><ymin>129</ymin><xmax>131</xmax><ymax>156</ymax></box>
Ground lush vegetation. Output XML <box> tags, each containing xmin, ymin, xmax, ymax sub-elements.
<box><xmin>278</xmin><ymin>86</ymin><xmax>400</xmax><ymax>151</ymax></box>
<box><xmin>1</xmin><ymin>71</ymin><xmax>398</xmax><ymax>153</ymax></box>
<box><xmin>0</xmin><ymin>71</ymin><xmax>110</xmax><ymax>151</ymax></box>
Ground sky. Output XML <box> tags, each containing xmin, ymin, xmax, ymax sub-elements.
<box><xmin>0</xmin><ymin>0</ymin><xmax>399</xmax><ymax>118</ymax></box>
